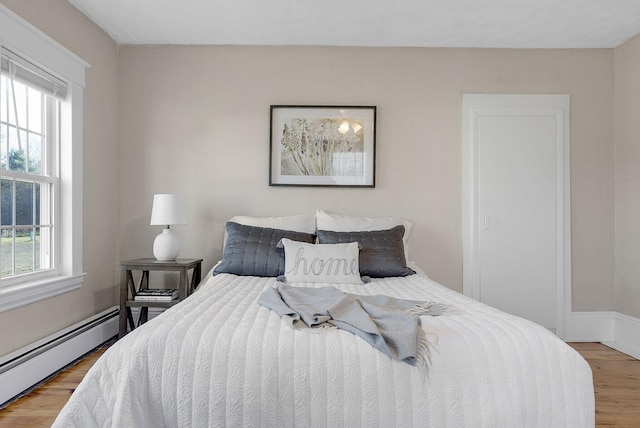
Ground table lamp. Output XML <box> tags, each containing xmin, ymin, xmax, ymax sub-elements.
<box><xmin>150</xmin><ymin>194</ymin><xmax>186</xmax><ymax>260</ymax></box>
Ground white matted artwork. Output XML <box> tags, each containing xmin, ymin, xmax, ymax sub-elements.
<box><xmin>269</xmin><ymin>105</ymin><xmax>376</xmax><ymax>187</ymax></box>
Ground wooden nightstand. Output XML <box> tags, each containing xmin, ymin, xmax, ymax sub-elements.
<box><xmin>119</xmin><ymin>258</ymin><xmax>203</xmax><ymax>338</ymax></box>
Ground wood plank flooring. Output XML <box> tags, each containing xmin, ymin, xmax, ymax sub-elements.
<box><xmin>0</xmin><ymin>342</ymin><xmax>637</xmax><ymax>427</ymax></box>
<box><xmin>569</xmin><ymin>342</ymin><xmax>640</xmax><ymax>427</ymax></box>
<box><xmin>0</xmin><ymin>344</ymin><xmax>109</xmax><ymax>427</ymax></box>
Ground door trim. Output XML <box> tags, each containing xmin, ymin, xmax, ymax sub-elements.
<box><xmin>461</xmin><ymin>94</ymin><xmax>571</xmax><ymax>338</ymax></box>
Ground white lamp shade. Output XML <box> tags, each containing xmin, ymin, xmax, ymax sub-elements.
<box><xmin>150</xmin><ymin>194</ymin><xmax>186</xmax><ymax>226</ymax></box>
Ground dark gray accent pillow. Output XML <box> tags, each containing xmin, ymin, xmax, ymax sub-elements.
<box><xmin>214</xmin><ymin>222</ymin><xmax>316</xmax><ymax>277</ymax></box>
<box><xmin>316</xmin><ymin>225</ymin><xmax>415</xmax><ymax>278</ymax></box>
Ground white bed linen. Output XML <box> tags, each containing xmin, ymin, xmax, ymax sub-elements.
<box><xmin>54</xmin><ymin>270</ymin><xmax>594</xmax><ymax>427</ymax></box>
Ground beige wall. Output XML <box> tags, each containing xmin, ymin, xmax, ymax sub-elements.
<box><xmin>614</xmin><ymin>34</ymin><xmax>640</xmax><ymax>319</ymax></box>
<box><xmin>118</xmin><ymin>45</ymin><xmax>615</xmax><ymax>312</ymax></box>
<box><xmin>0</xmin><ymin>0</ymin><xmax>119</xmax><ymax>356</ymax></box>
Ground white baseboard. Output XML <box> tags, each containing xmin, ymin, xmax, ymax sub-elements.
<box><xmin>564</xmin><ymin>311</ymin><xmax>616</xmax><ymax>342</ymax></box>
<box><xmin>0</xmin><ymin>306</ymin><xmax>118</xmax><ymax>407</ymax></box>
<box><xmin>564</xmin><ymin>310</ymin><xmax>640</xmax><ymax>359</ymax></box>
<box><xmin>602</xmin><ymin>312</ymin><xmax>640</xmax><ymax>360</ymax></box>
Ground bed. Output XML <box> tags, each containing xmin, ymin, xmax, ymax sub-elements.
<box><xmin>53</xmin><ymin>211</ymin><xmax>594</xmax><ymax>427</ymax></box>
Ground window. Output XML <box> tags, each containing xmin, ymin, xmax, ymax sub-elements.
<box><xmin>0</xmin><ymin>5</ymin><xmax>88</xmax><ymax>313</ymax></box>
<box><xmin>1</xmin><ymin>74</ymin><xmax>57</xmax><ymax>281</ymax></box>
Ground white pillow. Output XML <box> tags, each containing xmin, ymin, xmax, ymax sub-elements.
<box><xmin>228</xmin><ymin>214</ymin><xmax>316</xmax><ymax>233</ymax></box>
<box><xmin>315</xmin><ymin>209</ymin><xmax>412</xmax><ymax>261</ymax></box>
<box><xmin>280</xmin><ymin>238</ymin><xmax>363</xmax><ymax>284</ymax></box>
<box><xmin>223</xmin><ymin>213</ymin><xmax>316</xmax><ymax>248</ymax></box>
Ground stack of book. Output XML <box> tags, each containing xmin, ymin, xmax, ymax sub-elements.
<box><xmin>134</xmin><ymin>288</ymin><xmax>179</xmax><ymax>301</ymax></box>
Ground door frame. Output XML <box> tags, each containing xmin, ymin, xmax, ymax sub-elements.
<box><xmin>461</xmin><ymin>94</ymin><xmax>571</xmax><ymax>338</ymax></box>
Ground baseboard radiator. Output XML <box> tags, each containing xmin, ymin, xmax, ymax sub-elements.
<box><xmin>0</xmin><ymin>306</ymin><xmax>119</xmax><ymax>408</ymax></box>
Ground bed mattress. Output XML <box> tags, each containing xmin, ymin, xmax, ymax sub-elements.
<box><xmin>54</xmin><ymin>269</ymin><xmax>594</xmax><ymax>427</ymax></box>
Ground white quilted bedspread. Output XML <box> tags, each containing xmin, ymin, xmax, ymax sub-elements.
<box><xmin>54</xmin><ymin>271</ymin><xmax>594</xmax><ymax>427</ymax></box>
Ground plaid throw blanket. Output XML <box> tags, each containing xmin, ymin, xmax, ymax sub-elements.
<box><xmin>258</xmin><ymin>282</ymin><xmax>446</xmax><ymax>369</ymax></box>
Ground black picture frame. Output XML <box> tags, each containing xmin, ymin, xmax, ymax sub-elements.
<box><xmin>269</xmin><ymin>105</ymin><xmax>376</xmax><ymax>187</ymax></box>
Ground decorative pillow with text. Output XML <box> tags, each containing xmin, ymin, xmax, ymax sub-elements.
<box><xmin>279</xmin><ymin>238</ymin><xmax>363</xmax><ymax>284</ymax></box>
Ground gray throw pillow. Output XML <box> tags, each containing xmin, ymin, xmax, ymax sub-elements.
<box><xmin>316</xmin><ymin>225</ymin><xmax>415</xmax><ymax>278</ymax></box>
<box><xmin>214</xmin><ymin>222</ymin><xmax>316</xmax><ymax>277</ymax></box>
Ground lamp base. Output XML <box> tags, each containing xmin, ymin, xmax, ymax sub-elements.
<box><xmin>153</xmin><ymin>227</ymin><xmax>180</xmax><ymax>261</ymax></box>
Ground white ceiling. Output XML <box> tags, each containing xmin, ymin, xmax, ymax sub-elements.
<box><xmin>68</xmin><ymin>0</ymin><xmax>640</xmax><ymax>49</ymax></box>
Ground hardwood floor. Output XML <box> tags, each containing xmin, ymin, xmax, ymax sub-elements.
<box><xmin>569</xmin><ymin>342</ymin><xmax>640</xmax><ymax>427</ymax></box>
<box><xmin>0</xmin><ymin>344</ymin><xmax>109</xmax><ymax>428</ymax></box>
<box><xmin>0</xmin><ymin>342</ymin><xmax>637</xmax><ymax>426</ymax></box>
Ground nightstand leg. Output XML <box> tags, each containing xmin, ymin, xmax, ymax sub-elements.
<box><xmin>190</xmin><ymin>263</ymin><xmax>202</xmax><ymax>293</ymax></box>
<box><xmin>179</xmin><ymin>267</ymin><xmax>187</xmax><ymax>299</ymax></box>
<box><xmin>119</xmin><ymin>268</ymin><xmax>128</xmax><ymax>338</ymax></box>
<box><xmin>139</xmin><ymin>306</ymin><xmax>149</xmax><ymax>325</ymax></box>
<box><xmin>127</xmin><ymin>308</ymin><xmax>135</xmax><ymax>330</ymax></box>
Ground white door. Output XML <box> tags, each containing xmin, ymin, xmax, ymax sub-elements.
<box><xmin>462</xmin><ymin>94</ymin><xmax>570</xmax><ymax>337</ymax></box>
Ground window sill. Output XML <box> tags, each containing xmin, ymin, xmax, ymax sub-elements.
<box><xmin>0</xmin><ymin>273</ymin><xmax>85</xmax><ymax>314</ymax></box>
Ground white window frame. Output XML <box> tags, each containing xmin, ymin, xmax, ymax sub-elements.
<box><xmin>1</xmin><ymin>79</ymin><xmax>57</xmax><ymax>283</ymax></box>
<box><xmin>0</xmin><ymin>5</ymin><xmax>88</xmax><ymax>313</ymax></box>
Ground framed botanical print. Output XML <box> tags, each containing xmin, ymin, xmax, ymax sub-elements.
<box><xmin>269</xmin><ymin>105</ymin><xmax>376</xmax><ymax>187</ymax></box>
